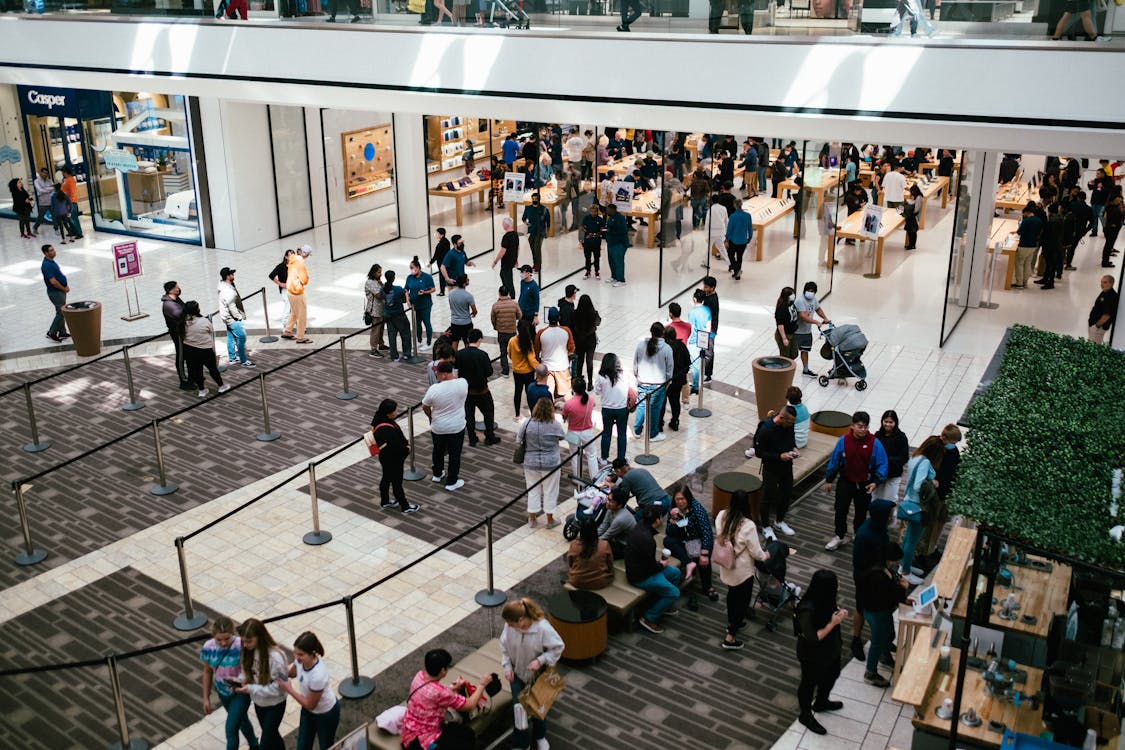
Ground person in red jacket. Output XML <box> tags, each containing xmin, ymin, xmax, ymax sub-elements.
<box><xmin>823</xmin><ymin>411</ymin><xmax>888</xmax><ymax>552</ymax></box>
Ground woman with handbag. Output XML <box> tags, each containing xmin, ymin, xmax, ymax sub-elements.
<box><xmin>714</xmin><ymin>489</ymin><xmax>769</xmax><ymax>650</ymax></box>
<box><xmin>500</xmin><ymin>598</ymin><xmax>565</xmax><ymax>750</ymax></box>
<box><xmin>898</xmin><ymin>436</ymin><xmax>943</xmax><ymax>585</ymax></box>
<box><xmin>665</xmin><ymin>485</ymin><xmax>718</xmax><ymax>606</ymax></box>
<box><xmin>400</xmin><ymin>648</ymin><xmax>495</xmax><ymax>750</ymax></box>
<box><xmin>794</xmin><ymin>570</ymin><xmax>849</xmax><ymax>735</ymax></box>
<box><xmin>517</xmin><ymin>397</ymin><xmax>566</xmax><ymax>529</ymax></box>
<box><xmin>561</xmin><ymin>376</ymin><xmax>599</xmax><ymax>480</ymax></box>
<box><xmin>364</xmin><ymin>263</ymin><xmax>386</xmax><ymax>357</ymax></box>
<box><xmin>371</xmin><ymin>399</ymin><xmax>419</xmax><ymax>514</ymax></box>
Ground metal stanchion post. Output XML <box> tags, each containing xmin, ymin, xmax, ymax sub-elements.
<box><xmin>335</xmin><ymin>336</ymin><xmax>357</xmax><ymax>401</ymax></box>
<box><xmin>21</xmin><ymin>383</ymin><xmax>51</xmax><ymax>453</ymax></box>
<box><xmin>635</xmin><ymin>389</ymin><xmax>659</xmax><ymax>466</ymax></box>
<box><xmin>405</xmin><ymin>307</ymin><xmax>427</xmax><ymax>365</ymax></box>
<box><xmin>303</xmin><ymin>462</ymin><xmax>333</xmax><ymax>546</ymax></box>
<box><xmin>121</xmin><ymin>348</ymin><xmax>145</xmax><ymax>412</ymax></box>
<box><xmin>259</xmin><ymin>289</ymin><xmax>279</xmax><ymax>343</ymax></box>
<box><xmin>403</xmin><ymin>406</ymin><xmax>425</xmax><ymax>481</ymax></box>
<box><xmin>12</xmin><ymin>482</ymin><xmax>47</xmax><ymax>565</ymax></box>
<box><xmin>172</xmin><ymin>536</ymin><xmax>208</xmax><ymax>631</ymax></box>
<box><xmin>475</xmin><ymin>516</ymin><xmax>507</xmax><ymax>607</ymax></box>
<box><xmin>980</xmin><ymin>242</ymin><xmax>1000</xmax><ymax>310</ymax></box>
<box><xmin>256</xmin><ymin>373</ymin><xmax>281</xmax><ymax>442</ymax></box>
<box><xmin>148</xmin><ymin>420</ymin><xmax>179</xmax><ymax>496</ymax></box>
<box><xmin>338</xmin><ymin>596</ymin><xmax>375</xmax><ymax>698</ymax></box>
<box><xmin>689</xmin><ymin>356</ymin><xmax>712</xmax><ymax>418</ymax></box>
<box><xmin>107</xmin><ymin>654</ymin><xmax>149</xmax><ymax>750</ymax></box>
<box><xmin>209</xmin><ymin>314</ymin><xmax>227</xmax><ymax>374</ymax></box>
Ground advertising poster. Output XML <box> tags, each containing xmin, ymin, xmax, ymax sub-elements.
<box><xmin>611</xmin><ymin>180</ymin><xmax>634</xmax><ymax>211</ymax></box>
<box><xmin>860</xmin><ymin>204</ymin><xmax>884</xmax><ymax>241</ymax></box>
<box><xmin>503</xmin><ymin>172</ymin><xmax>525</xmax><ymax>203</ymax></box>
<box><xmin>113</xmin><ymin>241</ymin><xmax>142</xmax><ymax>281</ymax></box>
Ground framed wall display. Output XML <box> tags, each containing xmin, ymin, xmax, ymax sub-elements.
<box><xmin>341</xmin><ymin>124</ymin><xmax>394</xmax><ymax>200</ymax></box>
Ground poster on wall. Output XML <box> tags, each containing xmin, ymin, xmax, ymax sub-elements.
<box><xmin>611</xmin><ymin>181</ymin><xmax>634</xmax><ymax>211</ymax></box>
<box><xmin>342</xmin><ymin>125</ymin><xmax>395</xmax><ymax>200</ymax></box>
<box><xmin>503</xmin><ymin>172</ymin><xmax>525</xmax><ymax>203</ymax></box>
<box><xmin>860</xmin><ymin>204</ymin><xmax>884</xmax><ymax>240</ymax></box>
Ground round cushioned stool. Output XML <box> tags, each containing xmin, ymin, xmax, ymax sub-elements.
<box><xmin>547</xmin><ymin>590</ymin><xmax>607</xmax><ymax>662</ymax></box>
<box><xmin>810</xmin><ymin>409</ymin><xmax>851</xmax><ymax>438</ymax></box>
<box><xmin>711</xmin><ymin>471</ymin><xmax>763</xmax><ymax>523</ymax></box>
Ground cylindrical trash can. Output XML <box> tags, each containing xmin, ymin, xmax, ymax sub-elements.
<box><xmin>61</xmin><ymin>301</ymin><xmax>102</xmax><ymax>357</ymax></box>
<box><xmin>751</xmin><ymin>356</ymin><xmax>796</xmax><ymax>420</ymax></box>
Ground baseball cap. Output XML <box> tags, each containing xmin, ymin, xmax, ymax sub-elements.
<box><xmin>219</xmin><ymin>267</ymin><xmax>236</xmax><ymax>279</ymax></box>
<box><xmin>547</xmin><ymin>307</ymin><xmax>559</xmax><ymax>324</ymax></box>
<box><xmin>565</xmin><ymin>284</ymin><xmax>579</xmax><ymax>297</ymax></box>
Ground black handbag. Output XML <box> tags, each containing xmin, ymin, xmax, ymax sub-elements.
<box><xmin>364</xmin><ymin>312</ymin><xmax>373</xmax><ymax>326</ymax></box>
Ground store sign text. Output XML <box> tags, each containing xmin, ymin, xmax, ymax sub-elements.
<box><xmin>26</xmin><ymin>90</ymin><xmax>67</xmax><ymax>110</ymax></box>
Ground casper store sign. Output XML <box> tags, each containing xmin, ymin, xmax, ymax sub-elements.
<box><xmin>18</xmin><ymin>85</ymin><xmax>80</xmax><ymax>117</ymax></box>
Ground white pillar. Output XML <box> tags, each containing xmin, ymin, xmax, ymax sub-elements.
<box><xmin>965</xmin><ymin>151</ymin><xmax>1001</xmax><ymax>307</ymax></box>
<box><xmin>393</xmin><ymin>112</ymin><xmax>429</xmax><ymax>240</ymax></box>
<box><xmin>1110</xmin><ymin>277</ymin><xmax>1124</xmax><ymax>351</ymax></box>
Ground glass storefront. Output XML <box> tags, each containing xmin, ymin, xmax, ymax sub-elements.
<box><xmin>17</xmin><ymin>86</ymin><xmax>203</xmax><ymax>244</ymax></box>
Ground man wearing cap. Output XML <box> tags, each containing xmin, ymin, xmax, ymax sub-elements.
<box><xmin>517</xmin><ymin>265</ymin><xmax>540</xmax><ymax>323</ymax></box>
<box><xmin>283</xmin><ymin>244</ymin><xmax>312</xmax><ymax>343</ymax></box>
<box><xmin>218</xmin><ymin>268</ymin><xmax>255</xmax><ymax>368</ymax></box>
<box><xmin>535</xmin><ymin>307</ymin><xmax>575</xmax><ymax>398</ymax></box>
<box><xmin>556</xmin><ymin>284</ymin><xmax>579</xmax><ymax>329</ymax></box>
<box><xmin>422</xmin><ymin>361</ymin><xmax>468</xmax><ymax>492</ymax></box>
<box><xmin>521</xmin><ymin>192</ymin><xmax>550</xmax><ymax>271</ymax></box>
<box><xmin>455</xmin><ymin>328</ymin><xmax>501</xmax><ymax>448</ymax></box>
<box><xmin>492</xmin><ymin>218</ymin><xmax>520</xmax><ymax>299</ymax></box>
<box><xmin>161</xmin><ymin>280</ymin><xmax>191</xmax><ymax>390</ymax></box>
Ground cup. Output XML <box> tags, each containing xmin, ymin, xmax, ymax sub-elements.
<box><xmin>661</xmin><ymin>548</ymin><xmax>671</xmax><ymax>561</ymax></box>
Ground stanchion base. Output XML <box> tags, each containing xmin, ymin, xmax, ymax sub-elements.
<box><xmin>405</xmin><ymin>355</ymin><xmax>427</xmax><ymax>365</ymax></box>
<box><xmin>22</xmin><ymin>439</ymin><xmax>51</xmax><ymax>453</ymax></box>
<box><xmin>634</xmin><ymin>453</ymin><xmax>660</xmax><ymax>466</ymax></box>
<box><xmin>403</xmin><ymin>470</ymin><xmax>426</xmax><ymax>482</ymax></box>
<box><xmin>256</xmin><ymin>432</ymin><xmax>282</xmax><ymax>442</ymax></box>
<box><xmin>979</xmin><ymin>302</ymin><xmax>999</xmax><ymax>310</ymax></box>
<box><xmin>689</xmin><ymin>407</ymin><xmax>712</xmax><ymax>418</ymax></box>
<box><xmin>303</xmin><ymin>530</ymin><xmax>333</xmax><ymax>546</ymax></box>
<box><xmin>475</xmin><ymin>589</ymin><xmax>508</xmax><ymax>607</ymax></box>
<box><xmin>172</xmin><ymin>612</ymin><xmax>208</xmax><ymax>631</ymax></box>
<box><xmin>122</xmin><ymin>402</ymin><xmax>146</xmax><ymax>412</ymax></box>
<box><xmin>259</xmin><ymin>335</ymin><xmax>279</xmax><ymax>343</ymax></box>
<box><xmin>338</xmin><ymin>676</ymin><xmax>376</xmax><ymax>699</ymax></box>
<box><xmin>336</xmin><ymin>391</ymin><xmax>358</xmax><ymax>401</ymax></box>
<box><xmin>149</xmin><ymin>482</ymin><xmax>179</xmax><ymax>496</ymax></box>
<box><xmin>862</xmin><ymin>272</ymin><xmax>881</xmax><ymax>279</ymax></box>
<box><xmin>109</xmin><ymin>740</ymin><xmax>150</xmax><ymax>750</ymax></box>
<box><xmin>14</xmin><ymin>548</ymin><xmax>48</xmax><ymax>566</ymax></box>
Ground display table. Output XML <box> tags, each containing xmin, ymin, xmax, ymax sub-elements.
<box><xmin>547</xmin><ymin>590</ymin><xmax>608</xmax><ymax>661</ymax></box>
<box><xmin>810</xmin><ymin>410</ymin><xmax>850</xmax><ymax>437</ymax></box>
<box><xmin>984</xmin><ymin>218</ymin><xmax>1019</xmax><ymax>291</ymax></box>
<box><xmin>778</xmin><ymin>170</ymin><xmax>841</xmax><ymax>212</ymax></box>
<box><xmin>595</xmin><ymin>154</ymin><xmax>662</xmax><ymax>179</ymax></box>
<box><xmin>932</xmin><ymin>525</ymin><xmax>977</xmax><ymax>601</ymax></box>
<box><xmin>951</xmin><ymin>554</ymin><xmax>1071</xmax><ymax>641</ymax></box>
<box><xmin>428</xmin><ymin>175</ymin><xmax>492</xmax><ymax>226</ymax></box>
<box><xmin>619</xmin><ymin>190</ymin><xmax>662</xmax><ymax>248</ymax></box>
<box><xmin>878</xmin><ymin>175</ymin><xmax>950</xmax><ymax>229</ymax></box>
<box><xmin>745</xmin><ymin>195</ymin><xmax>795</xmax><ymax>261</ymax></box>
<box><xmin>507</xmin><ymin>189</ymin><xmax>564</xmax><ymax>238</ymax></box>
<box><xmin>995</xmin><ymin>182</ymin><xmax>1040</xmax><ymax>212</ymax></box>
<box><xmin>832</xmin><ymin>208</ymin><xmax>906</xmax><ymax>278</ymax></box>
<box><xmin>711</xmin><ymin>471</ymin><xmax>762</xmax><ymax>523</ymax></box>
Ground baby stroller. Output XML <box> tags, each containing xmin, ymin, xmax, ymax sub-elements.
<box><xmin>487</xmin><ymin>0</ymin><xmax>530</xmax><ymax>28</ymax></box>
<box><xmin>753</xmin><ymin>539</ymin><xmax>802</xmax><ymax>632</ymax></box>
<box><xmin>817</xmin><ymin>322</ymin><xmax>868</xmax><ymax>391</ymax></box>
<box><xmin>562</xmin><ymin>464</ymin><xmax>614</xmax><ymax>541</ymax></box>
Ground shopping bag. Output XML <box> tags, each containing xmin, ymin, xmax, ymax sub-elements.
<box><xmin>518</xmin><ymin>666</ymin><xmax>566</xmax><ymax>721</ymax></box>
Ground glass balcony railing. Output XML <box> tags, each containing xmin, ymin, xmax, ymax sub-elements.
<box><xmin>9</xmin><ymin>0</ymin><xmax>1120</xmax><ymax>41</ymax></box>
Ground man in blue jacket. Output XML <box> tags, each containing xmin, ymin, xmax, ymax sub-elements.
<box><xmin>724</xmin><ymin>199</ymin><xmax>754</xmax><ymax>281</ymax></box>
<box><xmin>604</xmin><ymin>204</ymin><xmax>631</xmax><ymax>288</ymax></box>
<box><xmin>823</xmin><ymin>411</ymin><xmax>888</xmax><ymax>551</ymax></box>
<box><xmin>517</xmin><ymin>265</ymin><xmax>540</xmax><ymax>324</ymax></box>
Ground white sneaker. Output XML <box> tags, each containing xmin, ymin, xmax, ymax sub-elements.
<box><xmin>432</xmin><ymin>474</ymin><xmax>445</xmax><ymax>483</ymax></box>
<box><xmin>651</xmin><ymin>432</ymin><xmax>666</xmax><ymax>442</ymax></box>
<box><xmin>218</xmin><ymin>384</ymin><xmax>231</xmax><ymax>394</ymax></box>
<box><xmin>762</xmin><ymin>526</ymin><xmax>777</xmax><ymax>541</ymax></box>
<box><xmin>825</xmin><ymin>535</ymin><xmax>847</xmax><ymax>551</ymax></box>
<box><xmin>196</xmin><ymin>389</ymin><xmax>208</xmax><ymax>398</ymax></box>
<box><xmin>901</xmin><ymin>568</ymin><xmax>924</xmax><ymax>586</ymax></box>
<box><xmin>535</xmin><ymin>740</ymin><xmax>550</xmax><ymax>750</ymax></box>
<box><xmin>744</xmin><ymin>448</ymin><xmax>755</xmax><ymax>458</ymax></box>
<box><xmin>774</xmin><ymin>521</ymin><xmax>795</xmax><ymax>536</ymax></box>
<box><xmin>445</xmin><ymin>479</ymin><xmax>465</xmax><ymax>491</ymax></box>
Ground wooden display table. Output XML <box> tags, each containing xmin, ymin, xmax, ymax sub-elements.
<box><xmin>932</xmin><ymin>525</ymin><xmax>977</xmax><ymax>601</ymax></box>
<box><xmin>877</xmin><ymin>175</ymin><xmax>950</xmax><ymax>229</ymax></box>
<box><xmin>810</xmin><ymin>410</ymin><xmax>850</xmax><ymax>437</ymax></box>
<box><xmin>984</xmin><ymin>218</ymin><xmax>1019</xmax><ymax>291</ymax></box>
<box><xmin>711</xmin><ymin>471</ymin><xmax>763</xmax><ymax>524</ymax></box>
<box><xmin>832</xmin><ymin>208</ymin><xmax>905</xmax><ymax>278</ymax></box>
<box><xmin>779</xmin><ymin>170</ymin><xmax>841</xmax><ymax>212</ymax></box>
<box><xmin>951</xmin><ymin>555</ymin><xmax>1071</xmax><ymax>640</ymax></box>
<box><xmin>428</xmin><ymin>175</ymin><xmax>491</xmax><ymax>226</ymax></box>
<box><xmin>595</xmin><ymin>154</ymin><xmax>662</xmax><ymax>179</ymax></box>
<box><xmin>547</xmin><ymin>589</ymin><xmax>608</xmax><ymax>662</ymax></box>
<box><xmin>620</xmin><ymin>190</ymin><xmax>662</xmax><ymax>249</ymax></box>
<box><xmin>508</xmin><ymin>189</ymin><xmax>564</xmax><ymax>238</ymax></box>
<box><xmin>995</xmin><ymin>182</ymin><xmax>1040</xmax><ymax>212</ymax></box>
<box><xmin>746</xmin><ymin>196</ymin><xmax>796</xmax><ymax>261</ymax></box>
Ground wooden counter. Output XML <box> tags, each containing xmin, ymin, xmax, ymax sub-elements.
<box><xmin>595</xmin><ymin>154</ymin><xmax>662</xmax><ymax>179</ymax></box>
<box><xmin>951</xmin><ymin>554</ymin><xmax>1071</xmax><ymax>639</ymax></box>
<box><xmin>933</xmin><ymin>526</ymin><xmax>977</xmax><ymax>601</ymax></box>
<box><xmin>779</xmin><ymin>170</ymin><xmax>841</xmax><ymax>212</ymax></box>
<box><xmin>745</xmin><ymin>195</ymin><xmax>796</xmax><ymax>261</ymax></box>
<box><xmin>984</xmin><ymin>218</ymin><xmax>1019</xmax><ymax>291</ymax></box>
<box><xmin>507</xmin><ymin>188</ymin><xmax>564</xmax><ymax>238</ymax></box>
<box><xmin>877</xmin><ymin>175</ymin><xmax>950</xmax><ymax>230</ymax></box>
<box><xmin>995</xmin><ymin>182</ymin><xmax>1040</xmax><ymax>212</ymax></box>
<box><xmin>832</xmin><ymin>208</ymin><xmax>906</xmax><ymax>278</ymax></box>
<box><xmin>619</xmin><ymin>189</ymin><xmax>663</xmax><ymax>249</ymax></box>
<box><xmin>428</xmin><ymin>174</ymin><xmax>491</xmax><ymax>226</ymax></box>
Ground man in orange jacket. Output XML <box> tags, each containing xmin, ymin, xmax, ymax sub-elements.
<box><xmin>60</xmin><ymin>167</ymin><xmax>83</xmax><ymax>240</ymax></box>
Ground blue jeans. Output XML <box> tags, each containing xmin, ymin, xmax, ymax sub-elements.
<box><xmin>297</xmin><ymin>701</ymin><xmax>340</xmax><ymax>750</ymax></box>
<box><xmin>633</xmin><ymin>383</ymin><xmax>666</xmax><ymax>438</ymax></box>
<box><xmin>255</xmin><ymin>701</ymin><xmax>286</xmax><ymax>750</ymax></box>
<box><xmin>226</xmin><ymin>320</ymin><xmax>248</xmax><ymax>363</ymax></box>
<box><xmin>46</xmin><ymin>287</ymin><xmax>67</xmax><ymax>337</ymax></box>
<box><xmin>1092</xmin><ymin>203</ymin><xmax>1106</xmax><ymax>234</ymax></box>
<box><xmin>601</xmin><ymin>407</ymin><xmax>628</xmax><ymax>461</ymax></box>
<box><xmin>758</xmin><ymin>166</ymin><xmax>768</xmax><ymax>192</ymax></box>
<box><xmin>218</xmin><ymin>691</ymin><xmax>258</xmax><ymax>750</ymax></box>
<box><xmin>510</xmin><ymin>677</ymin><xmax>547</xmax><ymax>749</ymax></box>
<box><xmin>900</xmin><ymin>518</ymin><xmax>924</xmax><ymax>573</ymax></box>
<box><xmin>863</xmin><ymin>610</ymin><xmax>893</xmax><ymax>676</ymax></box>
<box><xmin>414</xmin><ymin>304</ymin><xmax>433</xmax><ymax>345</ymax></box>
<box><xmin>690</xmin><ymin>197</ymin><xmax>708</xmax><ymax>227</ymax></box>
<box><xmin>636</xmin><ymin>565</ymin><xmax>681</xmax><ymax>622</ymax></box>
<box><xmin>607</xmin><ymin>243</ymin><xmax>627</xmax><ymax>282</ymax></box>
<box><xmin>632</xmin><ymin>493</ymin><xmax>671</xmax><ymax>518</ymax></box>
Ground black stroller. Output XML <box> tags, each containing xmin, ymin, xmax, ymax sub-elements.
<box><xmin>817</xmin><ymin>322</ymin><xmax>868</xmax><ymax>391</ymax></box>
<box><xmin>753</xmin><ymin>539</ymin><xmax>802</xmax><ymax>632</ymax></box>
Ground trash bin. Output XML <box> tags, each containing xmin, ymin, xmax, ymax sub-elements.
<box><xmin>751</xmin><ymin>356</ymin><xmax>796</xmax><ymax>420</ymax></box>
<box><xmin>61</xmin><ymin>300</ymin><xmax>102</xmax><ymax>357</ymax></box>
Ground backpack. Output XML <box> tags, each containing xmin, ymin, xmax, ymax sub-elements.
<box><xmin>364</xmin><ymin>423</ymin><xmax>395</xmax><ymax>456</ymax></box>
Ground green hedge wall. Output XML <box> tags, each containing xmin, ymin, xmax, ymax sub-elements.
<box><xmin>951</xmin><ymin>325</ymin><xmax>1125</xmax><ymax>570</ymax></box>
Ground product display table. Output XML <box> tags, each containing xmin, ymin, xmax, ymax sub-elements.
<box><xmin>995</xmin><ymin>182</ymin><xmax>1041</xmax><ymax>212</ymax></box>
<box><xmin>508</xmin><ymin>189</ymin><xmax>564</xmax><ymax>238</ymax></box>
<box><xmin>932</xmin><ymin>525</ymin><xmax>977</xmax><ymax>601</ymax></box>
<box><xmin>951</xmin><ymin>554</ymin><xmax>1071</xmax><ymax>639</ymax></box>
<box><xmin>778</xmin><ymin>170</ymin><xmax>841</xmax><ymax>212</ymax></box>
<box><xmin>619</xmin><ymin>189</ymin><xmax>663</xmax><ymax>248</ymax></box>
<box><xmin>595</xmin><ymin>154</ymin><xmax>663</xmax><ymax>179</ymax></box>
<box><xmin>547</xmin><ymin>590</ymin><xmax>608</xmax><ymax>661</ymax></box>
<box><xmin>878</xmin><ymin>175</ymin><xmax>950</xmax><ymax>229</ymax></box>
<box><xmin>746</xmin><ymin>196</ymin><xmax>796</xmax><ymax>260</ymax></box>
<box><xmin>984</xmin><ymin>218</ymin><xmax>1019</xmax><ymax>291</ymax></box>
<box><xmin>711</xmin><ymin>471</ymin><xmax>762</xmax><ymax>523</ymax></box>
<box><xmin>684</xmin><ymin>133</ymin><xmax>777</xmax><ymax>171</ymax></box>
<box><xmin>428</xmin><ymin>175</ymin><xmax>492</xmax><ymax>226</ymax></box>
<box><xmin>832</xmin><ymin>208</ymin><xmax>906</xmax><ymax>278</ymax></box>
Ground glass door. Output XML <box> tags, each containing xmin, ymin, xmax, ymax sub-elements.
<box><xmin>940</xmin><ymin>150</ymin><xmax>974</xmax><ymax>346</ymax></box>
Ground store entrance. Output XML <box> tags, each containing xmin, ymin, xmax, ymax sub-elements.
<box><xmin>24</xmin><ymin>113</ymin><xmax>90</xmax><ymax>213</ymax></box>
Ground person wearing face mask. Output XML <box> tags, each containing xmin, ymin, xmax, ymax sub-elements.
<box><xmin>794</xmin><ymin>281</ymin><xmax>830</xmax><ymax>377</ymax></box>
<box><xmin>774</xmin><ymin>286</ymin><xmax>799</xmax><ymax>360</ymax></box>
<box><xmin>440</xmin><ymin>235</ymin><xmax>473</xmax><ymax>292</ymax></box>
<box><xmin>522</xmin><ymin>192</ymin><xmax>551</xmax><ymax>272</ymax></box>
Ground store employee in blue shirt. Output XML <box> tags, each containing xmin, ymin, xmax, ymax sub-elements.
<box><xmin>724</xmin><ymin>200</ymin><xmax>754</xmax><ymax>281</ymax></box>
<box><xmin>502</xmin><ymin>134</ymin><xmax>520</xmax><ymax>168</ymax></box>
<box><xmin>41</xmin><ymin>244</ymin><xmax>71</xmax><ymax>342</ymax></box>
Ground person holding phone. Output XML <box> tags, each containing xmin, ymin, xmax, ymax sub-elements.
<box><xmin>235</xmin><ymin>618</ymin><xmax>288</xmax><ymax>750</ymax></box>
<box><xmin>278</xmin><ymin>631</ymin><xmax>340</xmax><ymax>750</ymax></box>
<box><xmin>794</xmin><ymin>570</ymin><xmax>849</xmax><ymax>735</ymax></box>
<box><xmin>199</xmin><ymin>616</ymin><xmax>259</xmax><ymax>750</ymax></box>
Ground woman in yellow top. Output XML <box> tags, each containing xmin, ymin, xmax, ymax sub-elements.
<box><xmin>507</xmin><ymin>318</ymin><xmax>539</xmax><ymax>421</ymax></box>
<box><xmin>284</xmin><ymin>245</ymin><xmax>312</xmax><ymax>343</ymax></box>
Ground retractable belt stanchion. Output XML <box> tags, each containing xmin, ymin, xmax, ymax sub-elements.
<box><xmin>21</xmin><ymin>382</ymin><xmax>51</xmax><ymax>453</ymax></box>
<box><xmin>171</xmin><ymin>536</ymin><xmax>208</xmax><ymax>631</ymax></box>
<box><xmin>259</xmin><ymin>288</ymin><xmax>279</xmax><ymax>343</ymax></box>
<box><xmin>406</xmin><ymin>307</ymin><xmax>427</xmax><ymax>365</ymax></box>
<box><xmin>337</xmin><ymin>596</ymin><xmax>375</xmax><ymax>699</ymax></box>
<box><xmin>303</xmin><ymin>462</ymin><xmax>333</xmax><ymax>546</ymax></box>
<box><xmin>335</xmin><ymin>336</ymin><xmax>358</xmax><ymax>401</ymax></box>
<box><xmin>403</xmin><ymin>406</ymin><xmax>425</xmax><ymax>481</ymax></box>
<box><xmin>475</xmin><ymin>515</ymin><xmax>507</xmax><ymax>607</ymax></box>
<box><xmin>689</xmin><ymin>353</ymin><xmax>712</xmax><ymax>418</ymax></box>
<box><xmin>256</xmin><ymin>373</ymin><xmax>281</xmax><ymax>442</ymax></box>
<box><xmin>148</xmin><ymin>420</ymin><xmax>179</xmax><ymax>496</ymax></box>
<box><xmin>121</xmin><ymin>347</ymin><xmax>146</xmax><ymax>412</ymax></box>
<box><xmin>12</xmin><ymin>482</ymin><xmax>47</xmax><ymax>566</ymax></box>
<box><xmin>107</xmin><ymin>654</ymin><xmax>149</xmax><ymax>750</ymax></box>
<box><xmin>634</xmin><ymin>387</ymin><xmax>660</xmax><ymax>466</ymax></box>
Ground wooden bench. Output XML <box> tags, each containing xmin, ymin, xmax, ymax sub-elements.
<box><xmin>737</xmin><ymin>428</ymin><xmax>838</xmax><ymax>488</ymax></box>
<box><xmin>367</xmin><ymin>639</ymin><xmax>511</xmax><ymax>750</ymax></box>
<box><xmin>564</xmin><ymin>563</ymin><xmax>646</xmax><ymax>626</ymax></box>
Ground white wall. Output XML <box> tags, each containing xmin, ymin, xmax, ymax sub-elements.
<box><xmin>0</xmin><ymin>84</ymin><xmax>30</xmax><ymax>207</ymax></box>
<box><xmin>316</xmin><ymin>108</ymin><xmax>397</xmax><ymax>223</ymax></box>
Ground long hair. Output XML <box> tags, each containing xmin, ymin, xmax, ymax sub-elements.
<box><xmin>373</xmin><ymin>398</ymin><xmax>397</xmax><ymax>424</ymax></box>
<box><xmin>578</xmin><ymin>518</ymin><xmax>599</xmax><ymax>559</ymax></box>
<box><xmin>239</xmin><ymin>619</ymin><xmax>278</xmax><ymax>685</ymax></box>
<box><xmin>531</xmin><ymin>397</ymin><xmax>554</xmax><ymax>423</ymax></box>
<box><xmin>501</xmin><ymin>597</ymin><xmax>544</xmax><ymax>623</ymax></box>
<box><xmin>877</xmin><ymin>409</ymin><xmax>900</xmax><ymax>437</ymax></box>
<box><xmin>599</xmin><ymin>352</ymin><xmax>621</xmax><ymax>386</ymax></box>
<box><xmin>775</xmin><ymin>286</ymin><xmax>795</xmax><ymax>313</ymax></box>
<box><xmin>645</xmin><ymin>322</ymin><xmax>664</xmax><ymax>358</ymax></box>
<box><xmin>572</xmin><ymin>295</ymin><xmax>597</xmax><ymax>336</ymax></box>
<box><xmin>800</xmin><ymin>569</ymin><xmax>839</xmax><ymax>629</ymax></box>
<box><xmin>914</xmin><ymin>435</ymin><xmax>944</xmax><ymax>470</ymax></box>
<box><xmin>516</xmin><ymin>318</ymin><xmax>535</xmax><ymax>355</ymax></box>
<box><xmin>721</xmin><ymin>489</ymin><xmax>752</xmax><ymax>539</ymax></box>
<box><xmin>367</xmin><ymin>263</ymin><xmax>382</xmax><ymax>281</ymax></box>
<box><xmin>572</xmin><ymin>376</ymin><xmax>589</xmax><ymax>406</ymax></box>
<box><xmin>293</xmin><ymin>631</ymin><xmax>325</xmax><ymax>657</ymax></box>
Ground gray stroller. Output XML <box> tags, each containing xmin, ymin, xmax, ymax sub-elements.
<box><xmin>817</xmin><ymin>322</ymin><xmax>868</xmax><ymax>391</ymax></box>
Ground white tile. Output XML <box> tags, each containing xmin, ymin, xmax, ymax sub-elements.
<box><xmin>870</xmin><ymin>700</ymin><xmax>902</xmax><ymax>736</ymax></box>
<box><xmin>817</xmin><ymin>712</ymin><xmax>873</xmax><ymax>742</ymax></box>
<box><xmin>798</xmin><ymin>731</ymin><xmax>861</xmax><ymax>750</ymax></box>
<box><xmin>861</xmin><ymin>732</ymin><xmax>890</xmax><ymax>750</ymax></box>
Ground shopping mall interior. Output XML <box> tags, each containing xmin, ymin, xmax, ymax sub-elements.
<box><xmin>0</xmin><ymin>9</ymin><xmax>1123</xmax><ymax>750</ymax></box>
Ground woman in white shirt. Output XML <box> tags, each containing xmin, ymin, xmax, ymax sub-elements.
<box><xmin>594</xmin><ymin>353</ymin><xmax>632</xmax><ymax>464</ymax></box>
<box><xmin>715</xmin><ymin>490</ymin><xmax>770</xmax><ymax>650</ymax></box>
<box><xmin>632</xmin><ymin>322</ymin><xmax>674</xmax><ymax>442</ymax></box>
<box><xmin>707</xmin><ymin>195</ymin><xmax>729</xmax><ymax>264</ymax></box>
<box><xmin>500</xmin><ymin>598</ymin><xmax>565</xmax><ymax>750</ymax></box>
<box><xmin>279</xmin><ymin>631</ymin><xmax>339</xmax><ymax>750</ymax></box>
<box><xmin>235</xmin><ymin>619</ymin><xmax>288</xmax><ymax>750</ymax></box>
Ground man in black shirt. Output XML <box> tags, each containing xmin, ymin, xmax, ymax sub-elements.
<box><xmin>454</xmin><ymin>329</ymin><xmax>500</xmax><ymax>447</ymax></box>
<box><xmin>1088</xmin><ymin>275</ymin><xmax>1118</xmax><ymax>344</ymax></box>
<box><xmin>557</xmin><ymin>284</ymin><xmax>578</xmax><ymax>329</ymax></box>
<box><xmin>625</xmin><ymin>506</ymin><xmax>682</xmax><ymax>634</ymax></box>
<box><xmin>754</xmin><ymin>406</ymin><xmax>798</xmax><ymax>537</ymax></box>
<box><xmin>580</xmin><ymin>203</ymin><xmax>605</xmax><ymax>280</ymax></box>
<box><xmin>431</xmin><ymin>227</ymin><xmax>450</xmax><ymax>297</ymax></box>
<box><xmin>1089</xmin><ymin>172</ymin><xmax>1112</xmax><ymax>237</ymax></box>
<box><xmin>493</xmin><ymin>218</ymin><xmax>519</xmax><ymax>299</ymax></box>
<box><xmin>1035</xmin><ymin>203</ymin><xmax>1065</xmax><ymax>289</ymax></box>
<box><xmin>702</xmin><ymin>276</ymin><xmax>719</xmax><ymax>382</ymax></box>
<box><xmin>160</xmin><ymin>280</ymin><xmax>191</xmax><ymax>391</ymax></box>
